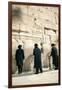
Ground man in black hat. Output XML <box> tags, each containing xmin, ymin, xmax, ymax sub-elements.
<box><xmin>50</xmin><ymin>43</ymin><xmax>58</xmax><ymax>70</ymax></box>
<box><xmin>15</xmin><ymin>45</ymin><xmax>25</xmax><ymax>74</ymax></box>
<box><xmin>33</xmin><ymin>43</ymin><xmax>43</xmax><ymax>74</ymax></box>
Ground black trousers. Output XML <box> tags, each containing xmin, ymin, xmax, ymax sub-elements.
<box><xmin>53</xmin><ymin>56</ymin><xmax>58</xmax><ymax>69</ymax></box>
<box><xmin>18</xmin><ymin>65</ymin><xmax>22</xmax><ymax>73</ymax></box>
<box><xmin>36</xmin><ymin>67</ymin><xmax>43</xmax><ymax>73</ymax></box>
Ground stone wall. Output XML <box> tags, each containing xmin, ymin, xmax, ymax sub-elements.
<box><xmin>12</xmin><ymin>4</ymin><xmax>59</xmax><ymax>74</ymax></box>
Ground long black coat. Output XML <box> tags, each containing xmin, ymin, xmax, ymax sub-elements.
<box><xmin>51</xmin><ymin>47</ymin><xmax>58</xmax><ymax>66</ymax></box>
<box><xmin>33</xmin><ymin>47</ymin><xmax>42</xmax><ymax>68</ymax></box>
<box><xmin>15</xmin><ymin>48</ymin><xmax>25</xmax><ymax>66</ymax></box>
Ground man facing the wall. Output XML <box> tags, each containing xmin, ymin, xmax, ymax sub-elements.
<box><xmin>33</xmin><ymin>43</ymin><xmax>43</xmax><ymax>74</ymax></box>
<box><xmin>15</xmin><ymin>45</ymin><xmax>25</xmax><ymax>74</ymax></box>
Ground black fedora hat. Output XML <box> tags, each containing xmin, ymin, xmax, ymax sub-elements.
<box><xmin>18</xmin><ymin>45</ymin><xmax>22</xmax><ymax>48</ymax></box>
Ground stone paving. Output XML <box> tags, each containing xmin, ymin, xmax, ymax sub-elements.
<box><xmin>12</xmin><ymin>69</ymin><xmax>58</xmax><ymax>86</ymax></box>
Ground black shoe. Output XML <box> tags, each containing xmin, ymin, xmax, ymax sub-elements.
<box><xmin>40</xmin><ymin>70</ymin><xmax>43</xmax><ymax>73</ymax></box>
<box><xmin>18</xmin><ymin>71</ymin><xmax>22</xmax><ymax>74</ymax></box>
<box><xmin>40</xmin><ymin>71</ymin><xmax>43</xmax><ymax>73</ymax></box>
<box><xmin>35</xmin><ymin>72</ymin><xmax>39</xmax><ymax>74</ymax></box>
<box><xmin>18</xmin><ymin>72</ymin><xmax>20</xmax><ymax>74</ymax></box>
<box><xmin>55</xmin><ymin>67</ymin><xmax>58</xmax><ymax>70</ymax></box>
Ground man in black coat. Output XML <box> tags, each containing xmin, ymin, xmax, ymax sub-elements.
<box><xmin>15</xmin><ymin>45</ymin><xmax>25</xmax><ymax>74</ymax></box>
<box><xmin>33</xmin><ymin>43</ymin><xmax>43</xmax><ymax>74</ymax></box>
<box><xmin>51</xmin><ymin>44</ymin><xmax>58</xmax><ymax>70</ymax></box>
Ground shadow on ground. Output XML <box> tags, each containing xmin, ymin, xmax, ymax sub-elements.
<box><xmin>12</xmin><ymin>68</ymin><xmax>57</xmax><ymax>77</ymax></box>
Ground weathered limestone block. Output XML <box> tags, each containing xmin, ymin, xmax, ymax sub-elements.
<box><xmin>12</xmin><ymin>38</ymin><xmax>18</xmax><ymax>74</ymax></box>
<box><xmin>23</xmin><ymin>55</ymin><xmax>34</xmax><ymax>71</ymax></box>
<box><xmin>42</xmin><ymin>44</ymin><xmax>51</xmax><ymax>68</ymax></box>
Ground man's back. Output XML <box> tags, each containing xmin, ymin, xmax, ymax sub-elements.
<box><xmin>51</xmin><ymin>47</ymin><xmax>57</xmax><ymax>57</ymax></box>
<box><xmin>33</xmin><ymin>47</ymin><xmax>41</xmax><ymax>56</ymax></box>
<box><xmin>15</xmin><ymin>48</ymin><xmax>24</xmax><ymax>65</ymax></box>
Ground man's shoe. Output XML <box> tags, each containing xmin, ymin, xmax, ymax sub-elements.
<box><xmin>35</xmin><ymin>72</ymin><xmax>39</xmax><ymax>74</ymax></box>
<box><xmin>18</xmin><ymin>71</ymin><xmax>22</xmax><ymax>74</ymax></box>
<box><xmin>55</xmin><ymin>67</ymin><xmax>58</xmax><ymax>70</ymax></box>
<box><xmin>40</xmin><ymin>71</ymin><xmax>43</xmax><ymax>73</ymax></box>
<box><xmin>18</xmin><ymin>72</ymin><xmax>20</xmax><ymax>74</ymax></box>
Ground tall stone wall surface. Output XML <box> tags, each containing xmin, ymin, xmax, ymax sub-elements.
<box><xmin>12</xmin><ymin>5</ymin><xmax>59</xmax><ymax>74</ymax></box>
